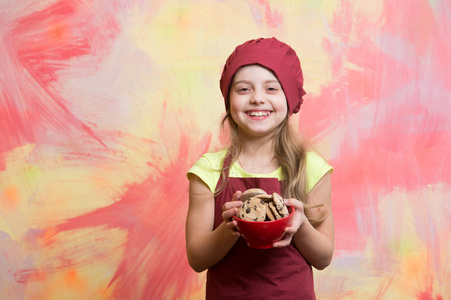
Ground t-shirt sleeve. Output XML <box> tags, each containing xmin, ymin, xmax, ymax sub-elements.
<box><xmin>305</xmin><ymin>151</ymin><xmax>333</xmax><ymax>193</ymax></box>
<box><xmin>187</xmin><ymin>153</ymin><xmax>222</xmax><ymax>194</ymax></box>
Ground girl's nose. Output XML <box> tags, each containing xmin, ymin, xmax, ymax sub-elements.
<box><xmin>250</xmin><ymin>90</ymin><xmax>266</xmax><ymax>104</ymax></box>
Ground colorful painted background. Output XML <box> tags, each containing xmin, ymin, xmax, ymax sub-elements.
<box><xmin>1</xmin><ymin>0</ymin><xmax>450</xmax><ymax>299</ymax></box>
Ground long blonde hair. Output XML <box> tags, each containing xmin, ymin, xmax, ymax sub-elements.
<box><xmin>216</xmin><ymin>112</ymin><xmax>328</xmax><ymax>227</ymax></box>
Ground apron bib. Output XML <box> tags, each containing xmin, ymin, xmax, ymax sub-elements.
<box><xmin>206</xmin><ymin>175</ymin><xmax>315</xmax><ymax>299</ymax></box>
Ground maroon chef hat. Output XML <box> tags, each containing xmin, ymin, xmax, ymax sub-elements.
<box><xmin>220</xmin><ymin>37</ymin><xmax>306</xmax><ymax>115</ymax></box>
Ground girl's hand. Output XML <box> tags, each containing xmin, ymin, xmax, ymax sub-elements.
<box><xmin>221</xmin><ymin>191</ymin><xmax>243</xmax><ymax>237</ymax></box>
<box><xmin>272</xmin><ymin>198</ymin><xmax>307</xmax><ymax>248</ymax></box>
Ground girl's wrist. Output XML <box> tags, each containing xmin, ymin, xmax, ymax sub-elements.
<box><xmin>295</xmin><ymin>210</ymin><xmax>309</xmax><ymax>233</ymax></box>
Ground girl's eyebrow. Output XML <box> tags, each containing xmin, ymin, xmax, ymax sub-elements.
<box><xmin>233</xmin><ymin>80</ymin><xmax>280</xmax><ymax>85</ymax></box>
<box><xmin>232</xmin><ymin>80</ymin><xmax>251</xmax><ymax>86</ymax></box>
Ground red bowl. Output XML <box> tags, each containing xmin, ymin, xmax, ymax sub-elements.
<box><xmin>232</xmin><ymin>206</ymin><xmax>295</xmax><ymax>249</ymax></box>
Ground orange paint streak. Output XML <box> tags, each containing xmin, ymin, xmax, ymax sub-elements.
<box><xmin>64</xmin><ymin>270</ymin><xmax>86</xmax><ymax>289</ymax></box>
<box><xmin>2</xmin><ymin>186</ymin><xmax>20</xmax><ymax>209</ymax></box>
<box><xmin>48</xmin><ymin>23</ymin><xmax>68</xmax><ymax>41</ymax></box>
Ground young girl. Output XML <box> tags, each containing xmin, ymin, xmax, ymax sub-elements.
<box><xmin>185</xmin><ymin>38</ymin><xmax>334</xmax><ymax>299</ymax></box>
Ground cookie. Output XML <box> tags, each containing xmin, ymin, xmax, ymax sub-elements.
<box><xmin>264</xmin><ymin>202</ymin><xmax>276</xmax><ymax>221</ymax></box>
<box><xmin>240</xmin><ymin>188</ymin><xmax>267</xmax><ymax>201</ymax></box>
<box><xmin>238</xmin><ymin>197</ymin><xmax>267</xmax><ymax>222</ymax></box>
<box><xmin>268</xmin><ymin>201</ymin><xmax>282</xmax><ymax>220</ymax></box>
<box><xmin>254</xmin><ymin>194</ymin><xmax>274</xmax><ymax>203</ymax></box>
<box><xmin>272</xmin><ymin>192</ymin><xmax>289</xmax><ymax>218</ymax></box>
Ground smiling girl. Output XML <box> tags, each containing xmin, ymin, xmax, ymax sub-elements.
<box><xmin>185</xmin><ymin>38</ymin><xmax>334</xmax><ymax>299</ymax></box>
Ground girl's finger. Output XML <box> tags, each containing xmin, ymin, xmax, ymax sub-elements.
<box><xmin>232</xmin><ymin>191</ymin><xmax>243</xmax><ymax>201</ymax></box>
<box><xmin>225</xmin><ymin>219</ymin><xmax>237</xmax><ymax>229</ymax></box>
<box><xmin>283</xmin><ymin>226</ymin><xmax>297</xmax><ymax>235</ymax></box>
<box><xmin>284</xmin><ymin>198</ymin><xmax>303</xmax><ymax>210</ymax></box>
<box><xmin>273</xmin><ymin>233</ymin><xmax>293</xmax><ymax>248</ymax></box>
<box><xmin>222</xmin><ymin>200</ymin><xmax>243</xmax><ymax>212</ymax></box>
<box><xmin>222</xmin><ymin>209</ymin><xmax>235</xmax><ymax>221</ymax></box>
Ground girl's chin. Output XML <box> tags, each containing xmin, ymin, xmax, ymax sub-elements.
<box><xmin>238</xmin><ymin>127</ymin><xmax>278</xmax><ymax>139</ymax></box>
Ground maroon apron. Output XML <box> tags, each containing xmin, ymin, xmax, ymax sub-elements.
<box><xmin>206</xmin><ymin>174</ymin><xmax>315</xmax><ymax>299</ymax></box>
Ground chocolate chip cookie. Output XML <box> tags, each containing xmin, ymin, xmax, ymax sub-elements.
<box><xmin>238</xmin><ymin>197</ymin><xmax>267</xmax><ymax>222</ymax></box>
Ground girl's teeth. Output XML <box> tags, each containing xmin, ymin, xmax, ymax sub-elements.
<box><xmin>249</xmin><ymin>112</ymin><xmax>269</xmax><ymax>117</ymax></box>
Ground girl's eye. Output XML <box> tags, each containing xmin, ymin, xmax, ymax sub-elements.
<box><xmin>267</xmin><ymin>87</ymin><xmax>279</xmax><ymax>92</ymax></box>
<box><xmin>237</xmin><ymin>87</ymin><xmax>251</xmax><ymax>92</ymax></box>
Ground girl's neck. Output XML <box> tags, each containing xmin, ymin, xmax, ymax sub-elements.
<box><xmin>237</xmin><ymin>135</ymin><xmax>279</xmax><ymax>174</ymax></box>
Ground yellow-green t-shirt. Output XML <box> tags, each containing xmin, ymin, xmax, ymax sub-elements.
<box><xmin>187</xmin><ymin>149</ymin><xmax>333</xmax><ymax>194</ymax></box>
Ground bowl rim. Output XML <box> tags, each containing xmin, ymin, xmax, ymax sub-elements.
<box><xmin>232</xmin><ymin>206</ymin><xmax>294</xmax><ymax>224</ymax></box>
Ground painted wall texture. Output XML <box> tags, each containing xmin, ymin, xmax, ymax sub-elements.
<box><xmin>1</xmin><ymin>0</ymin><xmax>450</xmax><ymax>299</ymax></box>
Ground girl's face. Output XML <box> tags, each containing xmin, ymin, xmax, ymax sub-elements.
<box><xmin>229</xmin><ymin>65</ymin><xmax>288</xmax><ymax>139</ymax></box>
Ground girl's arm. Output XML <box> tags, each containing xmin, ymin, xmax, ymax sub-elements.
<box><xmin>274</xmin><ymin>172</ymin><xmax>334</xmax><ymax>270</ymax></box>
<box><xmin>185</xmin><ymin>175</ymin><xmax>242</xmax><ymax>272</ymax></box>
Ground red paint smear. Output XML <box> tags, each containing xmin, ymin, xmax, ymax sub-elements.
<box><xmin>373</xmin><ymin>275</ymin><xmax>393</xmax><ymax>299</ymax></box>
<box><xmin>299</xmin><ymin>0</ymin><xmax>451</xmax><ymax>251</ymax></box>
<box><xmin>417</xmin><ymin>283</ymin><xmax>444</xmax><ymax>300</ymax></box>
<box><xmin>418</xmin><ymin>292</ymin><xmax>444</xmax><ymax>300</ymax></box>
<box><xmin>14</xmin><ymin>269</ymin><xmax>48</xmax><ymax>283</ymax></box>
<box><xmin>40</xmin><ymin>130</ymin><xmax>212</xmax><ymax>299</ymax></box>
<box><xmin>0</xmin><ymin>0</ymin><xmax>121</xmax><ymax>157</ymax></box>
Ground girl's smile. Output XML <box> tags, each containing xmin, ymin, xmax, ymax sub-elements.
<box><xmin>246</xmin><ymin>110</ymin><xmax>272</xmax><ymax>118</ymax></box>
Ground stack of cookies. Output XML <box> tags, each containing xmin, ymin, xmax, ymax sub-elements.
<box><xmin>236</xmin><ymin>188</ymin><xmax>290</xmax><ymax>222</ymax></box>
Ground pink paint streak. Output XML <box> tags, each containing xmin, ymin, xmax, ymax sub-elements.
<box><xmin>0</xmin><ymin>0</ymin><xmax>121</xmax><ymax>158</ymax></box>
<box><xmin>31</xmin><ymin>129</ymin><xmax>212</xmax><ymax>299</ymax></box>
<box><xmin>249</xmin><ymin>0</ymin><xmax>283</xmax><ymax>28</ymax></box>
<box><xmin>299</xmin><ymin>0</ymin><xmax>451</xmax><ymax>252</ymax></box>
